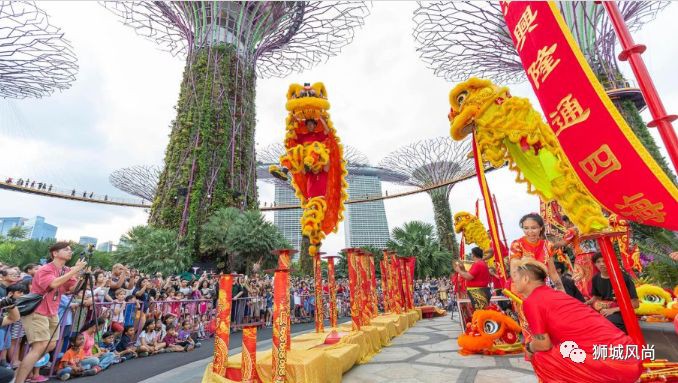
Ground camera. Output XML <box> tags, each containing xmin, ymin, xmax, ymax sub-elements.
<box><xmin>0</xmin><ymin>296</ymin><xmax>15</xmax><ymax>309</ymax></box>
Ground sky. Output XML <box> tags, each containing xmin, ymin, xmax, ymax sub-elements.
<box><xmin>0</xmin><ymin>2</ymin><xmax>675</xmax><ymax>255</ymax></box>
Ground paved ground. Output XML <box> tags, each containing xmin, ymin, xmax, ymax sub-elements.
<box><xmin>65</xmin><ymin>321</ymin><xmax>322</xmax><ymax>383</ymax></box>
<box><xmin>342</xmin><ymin>316</ymin><xmax>536</xmax><ymax>383</ymax></box>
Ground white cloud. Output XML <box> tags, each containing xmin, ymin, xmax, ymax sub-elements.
<box><xmin>0</xmin><ymin>2</ymin><xmax>675</xmax><ymax>255</ymax></box>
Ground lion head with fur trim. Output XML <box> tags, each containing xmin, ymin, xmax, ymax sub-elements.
<box><xmin>458</xmin><ymin>309</ymin><xmax>522</xmax><ymax>355</ymax></box>
<box><xmin>448</xmin><ymin>78</ymin><xmax>506</xmax><ymax>141</ymax></box>
<box><xmin>286</xmin><ymin>82</ymin><xmax>330</xmax><ymax>123</ymax></box>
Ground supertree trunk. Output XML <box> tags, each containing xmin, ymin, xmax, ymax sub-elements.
<box><xmin>150</xmin><ymin>45</ymin><xmax>257</xmax><ymax>254</ymax></box>
<box><xmin>429</xmin><ymin>188</ymin><xmax>459</xmax><ymax>257</ymax></box>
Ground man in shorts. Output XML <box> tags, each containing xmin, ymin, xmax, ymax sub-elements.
<box><xmin>15</xmin><ymin>242</ymin><xmax>87</xmax><ymax>383</ymax></box>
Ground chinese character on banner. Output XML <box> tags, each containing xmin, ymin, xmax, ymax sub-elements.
<box><xmin>609</xmin><ymin>345</ymin><xmax>624</xmax><ymax>360</ymax></box>
<box><xmin>578</xmin><ymin>144</ymin><xmax>622</xmax><ymax>183</ymax></box>
<box><xmin>592</xmin><ymin>344</ymin><xmax>608</xmax><ymax>360</ymax></box>
<box><xmin>500</xmin><ymin>1</ymin><xmax>512</xmax><ymax>16</ymax></box>
<box><xmin>527</xmin><ymin>44</ymin><xmax>561</xmax><ymax>89</ymax></box>
<box><xmin>615</xmin><ymin>193</ymin><xmax>666</xmax><ymax>224</ymax></box>
<box><xmin>625</xmin><ymin>345</ymin><xmax>639</xmax><ymax>360</ymax></box>
<box><xmin>548</xmin><ymin>94</ymin><xmax>591</xmax><ymax>137</ymax></box>
<box><xmin>641</xmin><ymin>344</ymin><xmax>655</xmax><ymax>360</ymax></box>
<box><xmin>513</xmin><ymin>5</ymin><xmax>538</xmax><ymax>51</ymax></box>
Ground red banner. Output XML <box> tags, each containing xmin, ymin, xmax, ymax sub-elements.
<box><xmin>345</xmin><ymin>248</ymin><xmax>362</xmax><ymax>330</ymax></box>
<box><xmin>501</xmin><ymin>1</ymin><xmax>678</xmax><ymax>230</ymax></box>
<box><xmin>313</xmin><ymin>257</ymin><xmax>324</xmax><ymax>333</ymax></box>
<box><xmin>368</xmin><ymin>254</ymin><xmax>379</xmax><ymax>318</ymax></box>
<box><xmin>358</xmin><ymin>252</ymin><xmax>372</xmax><ymax>324</ymax></box>
<box><xmin>212</xmin><ymin>275</ymin><xmax>233</xmax><ymax>377</ymax></box>
<box><xmin>242</xmin><ymin>326</ymin><xmax>260</xmax><ymax>383</ymax></box>
<box><xmin>379</xmin><ymin>258</ymin><xmax>390</xmax><ymax>313</ymax></box>
<box><xmin>326</xmin><ymin>256</ymin><xmax>338</xmax><ymax>328</ymax></box>
<box><xmin>272</xmin><ymin>270</ymin><xmax>289</xmax><ymax>383</ymax></box>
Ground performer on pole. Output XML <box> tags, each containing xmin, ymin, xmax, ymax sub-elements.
<box><xmin>586</xmin><ymin>253</ymin><xmax>639</xmax><ymax>334</ymax></box>
<box><xmin>454</xmin><ymin>247</ymin><xmax>491</xmax><ymax>311</ymax></box>
<box><xmin>509</xmin><ymin>213</ymin><xmax>564</xmax><ymax>292</ymax></box>
<box><xmin>512</xmin><ymin>259</ymin><xmax>642</xmax><ymax>383</ymax></box>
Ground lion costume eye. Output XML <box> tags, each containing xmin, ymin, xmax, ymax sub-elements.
<box><xmin>644</xmin><ymin>295</ymin><xmax>664</xmax><ymax>304</ymax></box>
<box><xmin>457</xmin><ymin>91</ymin><xmax>468</xmax><ymax>106</ymax></box>
<box><xmin>483</xmin><ymin>320</ymin><xmax>500</xmax><ymax>335</ymax></box>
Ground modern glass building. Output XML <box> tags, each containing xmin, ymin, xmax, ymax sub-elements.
<box><xmin>344</xmin><ymin>174</ymin><xmax>390</xmax><ymax>248</ymax></box>
<box><xmin>25</xmin><ymin>216</ymin><xmax>58</xmax><ymax>240</ymax></box>
<box><xmin>272</xmin><ymin>183</ymin><xmax>303</xmax><ymax>255</ymax></box>
<box><xmin>0</xmin><ymin>217</ymin><xmax>28</xmax><ymax>237</ymax></box>
<box><xmin>97</xmin><ymin>241</ymin><xmax>114</xmax><ymax>252</ymax></box>
<box><xmin>78</xmin><ymin>236</ymin><xmax>98</xmax><ymax>247</ymax></box>
<box><xmin>1</xmin><ymin>216</ymin><xmax>57</xmax><ymax>240</ymax></box>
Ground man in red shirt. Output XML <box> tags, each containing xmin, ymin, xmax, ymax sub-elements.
<box><xmin>16</xmin><ymin>242</ymin><xmax>87</xmax><ymax>383</ymax></box>
<box><xmin>512</xmin><ymin>259</ymin><xmax>642</xmax><ymax>383</ymax></box>
<box><xmin>454</xmin><ymin>247</ymin><xmax>491</xmax><ymax>311</ymax></box>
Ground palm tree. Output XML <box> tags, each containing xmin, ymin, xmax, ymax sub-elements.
<box><xmin>116</xmin><ymin>226</ymin><xmax>192</xmax><ymax>275</ymax></box>
<box><xmin>387</xmin><ymin>221</ymin><xmax>453</xmax><ymax>279</ymax></box>
<box><xmin>201</xmin><ymin>207</ymin><xmax>290</xmax><ymax>273</ymax></box>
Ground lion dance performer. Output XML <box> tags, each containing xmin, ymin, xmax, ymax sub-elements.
<box><xmin>448</xmin><ymin>78</ymin><xmax>608</xmax><ymax>235</ymax></box>
<box><xmin>270</xmin><ymin>82</ymin><xmax>348</xmax><ymax>257</ymax></box>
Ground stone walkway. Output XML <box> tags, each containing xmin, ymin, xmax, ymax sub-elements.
<box><xmin>342</xmin><ymin>315</ymin><xmax>537</xmax><ymax>383</ymax></box>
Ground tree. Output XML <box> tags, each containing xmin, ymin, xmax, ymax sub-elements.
<box><xmin>201</xmin><ymin>207</ymin><xmax>290</xmax><ymax>274</ymax></box>
<box><xmin>7</xmin><ymin>226</ymin><xmax>28</xmax><ymax>240</ymax></box>
<box><xmin>387</xmin><ymin>221</ymin><xmax>453</xmax><ymax>279</ymax></box>
<box><xmin>116</xmin><ymin>226</ymin><xmax>192</xmax><ymax>275</ymax></box>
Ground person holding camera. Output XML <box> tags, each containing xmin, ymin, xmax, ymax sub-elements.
<box><xmin>15</xmin><ymin>242</ymin><xmax>87</xmax><ymax>383</ymax></box>
<box><xmin>0</xmin><ymin>299</ymin><xmax>21</xmax><ymax>383</ymax></box>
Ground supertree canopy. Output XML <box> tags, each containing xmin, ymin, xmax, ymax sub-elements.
<box><xmin>413</xmin><ymin>1</ymin><xmax>677</xmax><ymax>253</ymax></box>
<box><xmin>103</xmin><ymin>2</ymin><xmax>369</xmax><ymax>253</ymax></box>
<box><xmin>0</xmin><ymin>1</ymin><xmax>78</xmax><ymax>99</ymax></box>
<box><xmin>379</xmin><ymin>137</ymin><xmax>475</xmax><ymax>255</ymax></box>
<box><xmin>109</xmin><ymin>165</ymin><xmax>161</xmax><ymax>202</ymax></box>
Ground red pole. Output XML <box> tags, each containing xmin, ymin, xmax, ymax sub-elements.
<box><xmin>602</xmin><ymin>1</ymin><xmax>678</xmax><ymax>171</ymax></box>
<box><xmin>492</xmin><ymin>194</ymin><xmax>510</xmax><ymax>251</ymax></box>
<box><xmin>596</xmin><ymin>236</ymin><xmax>645</xmax><ymax>346</ymax></box>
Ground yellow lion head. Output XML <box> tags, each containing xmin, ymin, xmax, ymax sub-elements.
<box><xmin>285</xmin><ymin>82</ymin><xmax>330</xmax><ymax>122</ymax></box>
<box><xmin>448</xmin><ymin>78</ymin><xmax>506</xmax><ymax>141</ymax></box>
<box><xmin>453</xmin><ymin>211</ymin><xmax>474</xmax><ymax>234</ymax></box>
<box><xmin>635</xmin><ymin>284</ymin><xmax>672</xmax><ymax>316</ymax></box>
<box><xmin>458</xmin><ymin>309</ymin><xmax>522</xmax><ymax>355</ymax></box>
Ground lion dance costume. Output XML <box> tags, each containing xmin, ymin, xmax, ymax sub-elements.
<box><xmin>448</xmin><ymin>78</ymin><xmax>608</xmax><ymax>235</ymax></box>
<box><xmin>269</xmin><ymin>82</ymin><xmax>348</xmax><ymax>257</ymax></box>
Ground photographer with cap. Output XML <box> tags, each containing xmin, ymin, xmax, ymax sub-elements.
<box><xmin>15</xmin><ymin>242</ymin><xmax>87</xmax><ymax>383</ymax></box>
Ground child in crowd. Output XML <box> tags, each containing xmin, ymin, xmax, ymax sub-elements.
<box><xmin>98</xmin><ymin>332</ymin><xmax>131</xmax><ymax>362</ymax></box>
<box><xmin>136</xmin><ymin>320</ymin><xmax>165</xmax><ymax>355</ymax></box>
<box><xmin>155</xmin><ymin>319</ymin><xmax>166</xmax><ymax>344</ymax></box>
<box><xmin>115</xmin><ymin>326</ymin><xmax>138</xmax><ymax>358</ymax></box>
<box><xmin>197</xmin><ymin>314</ymin><xmax>208</xmax><ymax>340</ymax></box>
<box><xmin>81</xmin><ymin>318</ymin><xmax>117</xmax><ymax>370</ymax></box>
<box><xmin>178</xmin><ymin>321</ymin><xmax>198</xmax><ymax>351</ymax></box>
<box><xmin>111</xmin><ymin>289</ymin><xmax>127</xmax><ymax>334</ymax></box>
<box><xmin>123</xmin><ymin>295</ymin><xmax>138</xmax><ymax>329</ymax></box>
<box><xmin>162</xmin><ymin>325</ymin><xmax>186</xmax><ymax>352</ymax></box>
<box><xmin>57</xmin><ymin>334</ymin><xmax>99</xmax><ymax>381</ymax></box>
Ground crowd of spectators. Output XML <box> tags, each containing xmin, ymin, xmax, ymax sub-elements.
<box><xmin>0</xmin><ymin>243</ymin><xmax>451</xmax><ymax>382</ymax></box>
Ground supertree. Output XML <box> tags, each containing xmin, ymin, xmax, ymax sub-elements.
<box><xmin>109</xmin><ymin>165</ymin><xmax>162</xmax><ymax>201</ymax></box>
<box><xmin>0</xmin><ymin>1</ymin><xmax>78</xmax><ymax>98</ymax></box>
<box><xmin>413</xmin><ymin>1</ymin><xmax>677</xmax><ymax>255</ymax></box>
<box><xmin>379</xmin><ymin>137</ymin><xmax>475</xmax><ymax>255</ymax></box>
<box><xmin>412</xmin><ymin>1</ymin><xmax>673</xmax><ymax>179</ymax></box>
<box><xmin>103</xmin><ymin>2</ymin><xmax>370</xmax><ymax>253</ymax></box>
